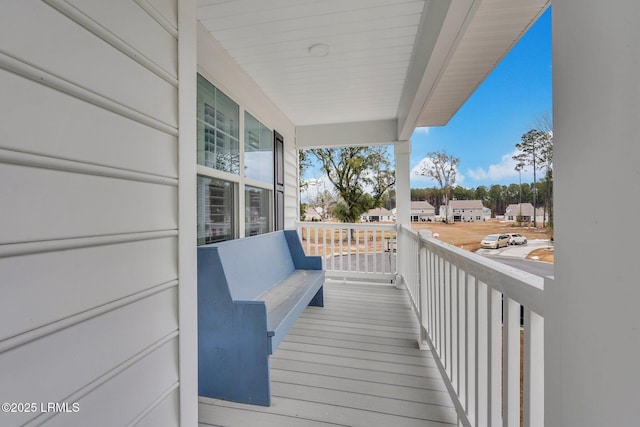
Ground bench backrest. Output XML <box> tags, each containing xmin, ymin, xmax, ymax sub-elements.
<box><xmin>199</xmin><ymin>231</ymin><xmax>296</xmax><ymax>301</ymax></box>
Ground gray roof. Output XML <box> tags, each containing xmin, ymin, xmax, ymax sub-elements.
<box><xmin>411</xmin><ymin>201</ymin><xmax>435</xmax><ymax>209</ymax></box>
<box><xmin>448</xmin><ymin>200</ymin><xmax>484</xmax><ymax>209</ymax></box>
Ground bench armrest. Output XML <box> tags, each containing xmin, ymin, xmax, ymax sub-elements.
<box><xmin>283</xmin><ymin>230</ymin><xmax>323</xmax><ymax>270</ymax></box>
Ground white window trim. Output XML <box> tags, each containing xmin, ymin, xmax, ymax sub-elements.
<box><xmin>197</xmin><ymin>79</ymin><xmax>275</xmax><ymax>239</ymax></box>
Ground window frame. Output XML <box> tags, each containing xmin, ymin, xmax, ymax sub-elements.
<box><xmin>196</xmin><ymin>73</ymin><xmax>275</xmax><ymax>243</ymax></box>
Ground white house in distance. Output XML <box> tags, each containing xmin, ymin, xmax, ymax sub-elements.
<box><xmin>439</xmin><ymin>200</ymin><xmax>490</xmax><ymax>222</ymax></box>
<box><xmin>410</xmin><ymin>200</ymin><xmax>436</xmax><ymax>222</ymax></box>
<box><xmin>303</xmin><ymin>206</ymin><xmax>323</xmax><ymax>222</ymax></box>
<box><xmin>1</xmin><ymin>1</ymin><xmax>638</xmax><ymax>426</ymax></box>
<box><xmin>504</xmin><ymin>203</ymin><xmax>545</xmax><ymax>223</ymax></box>
<box><xmin>361</xmin><ymin>207</ymin><xmax>394</xmax><ymax>222</ymax></box>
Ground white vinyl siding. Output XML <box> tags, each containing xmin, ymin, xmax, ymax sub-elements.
<box><xmin>0</xmin><ymin>1</ymin><xmax>182</xmax><ymax>426</ymax></box>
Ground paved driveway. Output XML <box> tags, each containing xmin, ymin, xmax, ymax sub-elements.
<box><xmin>475</xmin><ymin>239</ymin><xmax>551</xmax><ymax>259</ymax></box>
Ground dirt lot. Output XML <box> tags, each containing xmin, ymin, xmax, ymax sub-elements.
<box><xmin>410</xmin><ymin>220</ymin><xmax>554</xmax><ymax>263</ymax></box>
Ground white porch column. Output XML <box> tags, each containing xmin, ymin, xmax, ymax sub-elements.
<box><xmin>178</xmin><ymin>0</ymin><xmax>198</xmax><ymax>425</ymax></box>
<box><xmin>548</xmin><ymin>1</ymin><xmax>640</xmax><ymax>426</ymax></box>
<box><xmin>394</xmin><ymin>140</ymin><xmax>411</xmax><ymax>289</ymax></box>
<box><xmin>394</xmin><ymin>140</ymin><xmax>412</xmax><ymax>225</ymax></box>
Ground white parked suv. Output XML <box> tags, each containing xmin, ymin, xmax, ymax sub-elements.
<box><xmin>506</xmin><ymin>233</ymin><xmax>527</xmax><ymax>245</ymax></box>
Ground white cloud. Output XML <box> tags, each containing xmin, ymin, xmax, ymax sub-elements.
<box><xmin>466</xmin><ymin>150</ymin><xmax>534</xmax><ymax>183</ymax></box>
<box><xmin>413</xmin><ymin>127</ymin><xmax>431</xmax><ymax>135</ymax></box>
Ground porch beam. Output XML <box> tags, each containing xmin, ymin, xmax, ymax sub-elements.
<box><xmin>396</xmin><ymin>0</ymin><xmax>477</xmax><ymax>140</ymax></box>
<box><xmin>397</xmin><ymin>0</ymin><xmax>550</xmax><ymax>140</ymax></box>
<box><xmin>296</xmin><ymin>119</ymin><xmax>398</xmax><ymax>149</ymax></box>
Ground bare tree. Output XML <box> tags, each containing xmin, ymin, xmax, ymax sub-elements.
<box><xmin>310</xmin><ymin>146</ymin><xmax>395</xmax><ymax>223</ymax></box>
<box><xmin>309</xmin><ymin>188</ymin><xmax>337</xmax><ymax>219</ymax></box>
<box><xmin>415</xmin><ymin>150</ymin><xmax>460</xmax><ymax>222</ymax></box>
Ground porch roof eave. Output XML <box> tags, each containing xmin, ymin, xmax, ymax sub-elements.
<box><xmin>286</xmin><ymin>0</ymin><xmax>551</xmax><ymax>148</ymax></box>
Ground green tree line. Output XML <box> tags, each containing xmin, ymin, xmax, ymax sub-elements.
<box><xmin>411</xmin><ymin>178</ymin><xmax>553</xmax><ymax>218</ymax></box>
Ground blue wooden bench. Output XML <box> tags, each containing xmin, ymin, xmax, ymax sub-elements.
<box><xmin>197</xmin><ymin>229</ymin><xmax>324</xmax><ymax>406</ymax></box>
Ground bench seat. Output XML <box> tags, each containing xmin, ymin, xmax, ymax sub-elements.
<box><xmin>198</xmin><ymin>230</ymin><xmax>324</xmax><ymax>406</ymax></box>
<box><xmin>261</xmin><ymin>269</ymin><xmax>324</xmax><ymax>353</ymax></box>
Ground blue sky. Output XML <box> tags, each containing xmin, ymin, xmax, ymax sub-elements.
<box><xmin>410</xmin><ymin>7</ymin><xmax>552</xmax><ymax>189</ymax></box>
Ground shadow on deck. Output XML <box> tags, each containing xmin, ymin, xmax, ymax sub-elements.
<box><xmin>198</xmin><ymin>281</ymin><xmax>458</xmax><ymax>426</ymax></box>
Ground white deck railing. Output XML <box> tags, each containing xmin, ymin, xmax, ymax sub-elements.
<box><xmin>295</xmin><ymin>221</ymin><xmax>546</xmax><ymax>425</ymax></box>
<box><xmin>397</xmin><ymin>224</ymin><xmax>547</xmax><ymax>427</ymax></box>
<box><xmin>296</xmin><ymin>221</ymin><xmax>396</xmax><ymax>282</ymax></box>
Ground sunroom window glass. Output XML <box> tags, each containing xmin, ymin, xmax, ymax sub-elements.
<box><xmin>197</xmin><ymin>176</ymin><xmax>235</xmax><ymax>245</ymax></box>
<box><xmin>244</xmin><ymin>112</ymin><xmax>273</xmax><ymax>183</ymax></box>
<box><xmin>197</xmin><ymin>74</ymin><xmax>239</xmax><ymax>174</ymax></box>
<box><xmin>245</xmin><ymin>186</ymin><xmax>272</xmax><ymax>237</ymax></box>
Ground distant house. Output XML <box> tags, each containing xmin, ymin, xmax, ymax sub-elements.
<box><xmin>411</xmin><ymin>201</ymin><xmax>435</xmax><ymax>222</ymax></box>
<box><xmin>440</xmin><ymin>200</ymin><xmax>487</xmax><ymax>222</ymax></box>
<box><xmin>304</xmin><ymin>207</ymin><xmax>323</xmax><ymax>222</ymax></box>
<box><xmin>482</xmin><ymin>207</ymin><xmax>492</xmax><ymax>221</ymax></box>
<box><xmin>361</xmin><ymin>207</ymin><xmax>395</xmax><ymax>222</ymax></box>
<box><xmin>504</xmin><ymin>203</ymin><xmax>545</xmax><ymax>223</ymax></box>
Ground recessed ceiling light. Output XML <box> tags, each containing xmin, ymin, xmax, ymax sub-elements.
<box><xmin>308</xmin><ymin>43</ymin><xmax>330</xmax><ymax>57</ymax></box>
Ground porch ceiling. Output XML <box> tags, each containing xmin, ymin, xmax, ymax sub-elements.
<box><xmin>197</xmin><ymin>0</ymin><xmax>550</xmax><ymax>142</ymax></box>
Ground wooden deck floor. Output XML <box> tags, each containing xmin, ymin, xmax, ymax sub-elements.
<box><xmin>199</xmin><ymin>281</ymin><xmax>458</xmax><ymax>427</ymax></box>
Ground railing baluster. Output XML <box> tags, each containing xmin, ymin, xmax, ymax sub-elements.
<box><xmin>425</xmin><ymin>250</ymin><xmax>431</xmax><ymax>336</ymax></box>
<box><xmin>458</xmin><ymin>269</ymin><xmax>467</xmax><ymax>407</ymax></box>
<box><xmin>490</xmin><ymin>288</ymin><xmax>502</xmax><ymax>426</ymax></box>
<box><xmin>435</xmin><ymin>255</ymin><xmax>441</xmax><ymax>353</ymax></box>
<box><xmin>477</xmin><ymin>281</ymin><xmax>489</xmax><ymax>427</ymax></box>
<box><xmin>524</xmin><ymin>308</ymin><xmax>544</xmax><ymax>427</ymax></box>
<box><xmin>467</xmin><ymin>275</ymin><xmax>477</xmax><ymax>426</ymax></box>
<box><xmin>503</xmin><ymin>296</ymin><xmax>521</xmax><ymax>427</ymax></box>
<box><xmin>347</xmin><ymin>226</ymin><xmax>352</xmax><ymax>272</ymax></box>
<box><xmin>419</xmin><ymin>246</ymin><xmax>428</xmax><ymax>347</ymax></box>
<box><xmin>355</xmin><ymin>228</ymin><xmax>360</xmax><ymax>273</ymax></box>
<box><xmin>314</xmin><ymin>225</ymin><xmax>318</xmax><ymax>256</ymax></box>
<box><xmin>373</xmin><ymin>230</ymin><xmax>377</xmax><ymax>273</ymax></box>
<box><xmin>394</xmin><ymin>233</ymin><xmax>399</xmax><ymax>276</ymax></box>
<box><xmin>439</xmin><ymin>256</ymin><xmax>445</xmax><ymax>357</ymax></box>
<box><xmin>338</xmin><ymin>227</ymin><xmax>342</xmax><ymax>271</ymax></box>
<box><xmin>365</xmin><ymin>230</ymin><xmax>369</xmax><ymax>273</ymax></box>
<box><xmin>451</xmin><ymin>265</ymin><xmax>459</xmax><ymax>391</ymax></box>
<box><xmin>444</xmin><ymin>260</ymin><xmax>451</xmax><ymax>375</ymax></box>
